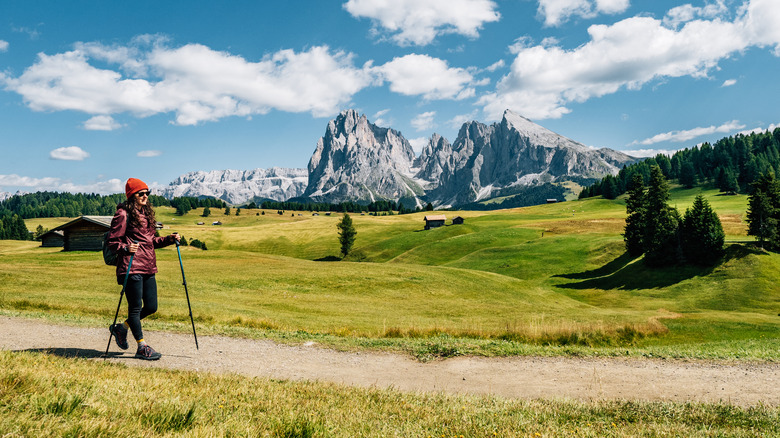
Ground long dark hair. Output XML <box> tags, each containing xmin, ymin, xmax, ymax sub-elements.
<box><xmin>120</xmin><ymin>195</ymin><xmax>157</xmax><ymax>232</ymax></box>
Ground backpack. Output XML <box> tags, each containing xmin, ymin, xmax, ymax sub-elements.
<box><xmin>102</xmin><ymin>231</ymin><xmax>118</xmax><ymax>266</ymax></box>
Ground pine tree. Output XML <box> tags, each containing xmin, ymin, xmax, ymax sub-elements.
<box><xmin>202</xmin><ymin>206</ymin><xmax>211</xmax><ymax>217</ymax></box>
<box><xmin>643</xmin><ymin>166</ymin><xmax>681</xmax><ymax>267</ymax></box>
<box><xmin>746</xmin><ymin>173</ymin><xmax>780</xmax><ymax>249</ymax></box>
<box><xmin>679</xmin><ymin>162</ymin><xmax>697</xmax><ymax>188</ymax></box>
<box><xmin>337</xmin><ymin>213</ymin><xmax>357</xmax><ymax>258</ymax></box>
<box><xmin>681</xmin><ymin>195</ymin><xmax>724</xmax><ymax>264</ymax></box>
<box><xmin>623</xmin><ymin>174</ymin><xmax>646</xmax><ymax>256</ymax></box>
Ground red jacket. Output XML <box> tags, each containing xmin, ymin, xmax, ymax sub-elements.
<box><xmin>108</xmin><ymin>205</ymin><xmax>176</xmax><ymax>281</ymax></box>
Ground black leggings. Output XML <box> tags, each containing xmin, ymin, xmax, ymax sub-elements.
<box><xmin>124</xmin><ymin>274</ymin><xmax>158</xmax><ymax>341</ymax></box>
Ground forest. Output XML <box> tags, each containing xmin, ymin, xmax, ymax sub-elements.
<box><xmin>580</xmin><ymin>128</ymin><xmax>780</xmax><ymax>199</ymax></box>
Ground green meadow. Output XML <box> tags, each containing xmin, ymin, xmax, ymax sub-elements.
<box><xmin>3</xmin><ymin>187</ymin><xmax>779</xmax><ymax>436</ymax></box>
<box><xmin>4</xmin><ymin>186</ymin><xmax>778</xmax><ymax>361</ymax></box>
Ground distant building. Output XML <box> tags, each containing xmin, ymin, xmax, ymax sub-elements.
<box><xmin>38</xmin><ymin>229</ymin><xmax>64</xmax><ymax>248</ymax></box>
<box><xmin>424</xmin><ymin>214</ymin><xmax>446</xmax><ymax>230</ymax></box>
<box><xmin>546</xmin><ymin>199</ymin><xmax>559</xmax><ymax>203</ymax></box>
<box><xmin>212</xmin><ymin>221</ymin><xmax>222</xmax><ymax>226</ymax></box>
<box><xmin>47</xmin><ymin>216</ymin><xmax>113</xmax><ymax>251</ymax></box>
<box><xmin>452</xmin><ymin>216</ymin><xmax>464</xmax><ymax>225</ymax></box>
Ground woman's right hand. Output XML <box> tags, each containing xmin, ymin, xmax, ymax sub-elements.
<box><xmin>127</xmin><ymin>242</ymin><xmax>139</xmax><ymax>253</ymax></box>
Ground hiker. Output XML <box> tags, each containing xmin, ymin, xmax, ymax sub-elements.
<box><xmin>107</xmin><ymin>178</ymin><xmax>180</xmax><ymax>360</ymax></box>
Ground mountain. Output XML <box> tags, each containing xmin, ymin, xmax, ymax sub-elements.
<box><xmin>160</xmin><ymin>167</ymin><xmax>308</xmax><ymax>204</ymax></box>
<box><xmin>304</xmin><ymin>109</ymin><xmax>425</xmax><ymax>206</ymax></box>
<box><xmin>421</xmin><ymin>110</ymin><xmax>636</xmax><ymax>206</ymax></box>
<box><xmin>161</xmin><ymin>109</ymin><xmax>636</xmax><ymax>208</ymax></box>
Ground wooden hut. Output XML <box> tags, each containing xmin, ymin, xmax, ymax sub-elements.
<box><xmin>50</xmin><ymin>216</ymin><xmax>113</xmax><ymax>251</ymax></box>
<box><xmin>39</xmin><ymin>229</ymin><xmax>64</xmax><ymax>248</ymax></box>
<box><xmin>424</xmin><ymin>214</ymin><xmax>447</xmax><ymax>230</ymax></box>
<box><xmin>452</xmin><ymin>216</ymin><xmax>464</xmax><ymax>225</ymax></box>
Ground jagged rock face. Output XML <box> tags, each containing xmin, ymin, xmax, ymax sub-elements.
<box><xmin>160</xmin><ymin>167</ymin><xmax>308</xmax><ymax>204</ymax></box>
<box><xmin>304</xmin><ymin>109</ymin><xmax>422</xmax><ymax>204</ymax></box>
<box><xmin>424</xmin><ymin>110</ymin><xmax>636</xmax><ymax>206</ymax></box>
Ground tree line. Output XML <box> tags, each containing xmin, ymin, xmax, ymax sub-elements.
<box><xmin>582</xmin><ymin>128</ymin><xmax>780</xmax><ymax>199</ymax></box>
<box><xmin>0</xmin><ymin>191</ymin><xmax>226</xmax><ymax>219</ymax></box>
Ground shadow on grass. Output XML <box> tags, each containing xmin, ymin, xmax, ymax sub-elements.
<box><xmin>556</xmin><ymin>244</ymin><xmax>765</xmax><ymax>291</ymax></box>
<box><xmin>20</xmin><ymin>347</ymin><xmax>122</xmax><ymax>359</ymax></box>
<box><xmin>314</xmin><ymin>255</ymin><xmax>342</xmax><ymax>262</ymax></box>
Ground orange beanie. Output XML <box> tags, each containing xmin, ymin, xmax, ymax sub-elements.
<box><xmin>125</xmin><ymin>178</ymin><xmax>149</xmax><ymax>199</ymax></box>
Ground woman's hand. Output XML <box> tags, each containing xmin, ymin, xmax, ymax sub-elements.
<box><xmin>172</xmin><ymin>233</ymin><xmax>181</xmax><ymax>243</ymax></box>
<box><xmin>127</xmin><ymin>242</ymin><xmax>139</xmax><ymax>253</ymax></box>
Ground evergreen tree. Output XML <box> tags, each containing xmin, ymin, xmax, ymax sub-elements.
<box><xmin>236</xmin><ymin>207</ymin><xmax>241</xmax><ymax>216</ymax></box>
<box><xmin>202</xmin><ymin>206</ymin><xmax>211</xmax><ymax>217</ymax></box>
<box><xmin>643</xmin><ymin>166</ymin><xmax>681</xmax><ymax>267</ymax></box>
<box><xmin>224</xmin><ymin>206</ymin><xmax>231</xmax><ymax>216</ymax></box>
<box><xmin>679</xmin><ymin>162</ymin><xmax>697</xmax><ymax>188</ymax></box>
<box><xmin>602</xmin><ymin>176</ymin><xmax>619</xmax><ymax>199</ymax></box>
<box><xmin>623</xmin><ymin>174</ymin><xmax>646</xmax><ymax>256</ymax></box>
<box><xmin>681</xmin><ymin>195</ymin><xmax>724</xmax><ymax>264</ymax></box>
<box><xmin>337</xmin><ymin>213</ymin><xmax>357</xmax><ymax>258</ymax></box>
<box><xmin>746</xmin><ymin>173</ymin><xmax>780</xmax><ymax>249</ymax></box>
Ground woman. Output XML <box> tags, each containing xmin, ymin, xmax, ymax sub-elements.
<box><xmin>107</xmin><ymin>178</ymin><xmax>180</xmax><ymax>360</ymax></box>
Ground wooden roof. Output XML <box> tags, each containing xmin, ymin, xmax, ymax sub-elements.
<box><xmin>424</xmin><ymin>215</ymin><xmax>447</xmax><ymax>221</ymax></box>
<box><xmin>51</xmin><ymin>215</ymin><xmax>113</xmax><ymax>232</ymax></box>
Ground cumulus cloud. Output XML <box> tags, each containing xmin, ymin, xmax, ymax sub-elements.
<box><xmin>0</xmin><ymin>174</ymin><xmax>123</xmax><ymax>194</ymax></box>
<box><xmin>83</xmin><ymin>115</ymin><xmax>124</xmax><ymax>131</ymax></box>
<box><xmin>411</xmin><ymin>111</ymin><xmax>436</xmax><ymax>131</ymax></box>
<box><xmin>50</xmin><ymin>146</ymin><xmax>90</xmax><ymax>161</ymax></box>
<box><xmin>343</xmin><ymin>0</ymin><xmax>500</xmax><ymax>46</ymax></box>
<box><xmin>537</xmin><ymin>0</ymin><xmax>630</xmax><ymax>27</ymax></box>
<box><xmin>722</xmin><ymin>79</ymin><xmax>737</xmax><ymax>87</ymax></box>
<box><xmin>137</xmin><ymin>150</ymin><xmax>162</xmax><ymax>157</ymax></box>
<box><xmin>376</xmin><ymin>54</ymin><xmax>475</xmax><ymax>100</ymax></box>
<box><xmin>0</xmin><ymin>40</ymin><xmax>8</xmax><ymax>52</ymax></box>
<box><xmin>663</xmin><ymin>1</ymin><xmax>729</xmax><ymax>28</ymax></box>
<box><xmin>481</xmin><ymin>0</ymin><xmax>780</xmax><ymax>120</ymax></box>
<box><xmin>2</xmin><ymin>40</ymin><xmax>375</xmax><ymax>125</ymax></box>
<box><xmin>631</xmin><ymin>120</ymin><xmax>745</xmax><ymax>146</ymax></box>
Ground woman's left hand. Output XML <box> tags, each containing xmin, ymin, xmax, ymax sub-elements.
<box><xmin>172</xmin><ymin>233</ymin><xmax>181</xmax><ymax>242</ymax></box>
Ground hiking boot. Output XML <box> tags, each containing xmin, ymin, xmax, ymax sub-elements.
<box><xmin>110</xmin><ymin>323</ymin><xmax>129</xmax><ymax>350</ymax></box>
<box><xmin>135</xmin><ymin>344</ymin><xmax>162</xmax><ymax>361</ymax></box>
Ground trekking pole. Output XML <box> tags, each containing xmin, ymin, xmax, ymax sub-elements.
<box><xmin>103</xmin><ymin>240</ymin><xmax>137</xmax><ymax>359</ymax></box>
<box><xmin>175</xmin><ymin>235</ymin><xmax>199</xmax><ymax>350</ymax></box>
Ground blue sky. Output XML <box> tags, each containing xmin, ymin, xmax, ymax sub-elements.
<box><xmin>1</xmin><ymin>0</ymin><xmax>779</xmax><ymax>195</ymax></box>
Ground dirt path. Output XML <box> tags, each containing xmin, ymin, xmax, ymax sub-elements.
<box><xmin>2</xmin><ymin>315</ymin><xmax>777</xmax><ymax>407</ymax></box>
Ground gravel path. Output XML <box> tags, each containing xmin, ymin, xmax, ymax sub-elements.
<box><xmin>2</xmin><ymin>315</ymin><xmax>777</xmax><ymax>406</ymax></box>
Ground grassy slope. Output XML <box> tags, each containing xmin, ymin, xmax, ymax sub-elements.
<box><xmin>9</xmin><ymin>187</ymin><xmax>779</xmax><ymax>360</ymax></box>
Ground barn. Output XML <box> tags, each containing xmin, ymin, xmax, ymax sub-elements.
<box><xmin>424</xmin><ymin>214</ymin><xmax>447</xmax><ymax>230</ymax></box>
<box><xmin>49</xmin><ymin>216</ymin><xmax>113</xmax><ymax>251</ymax></box>
<box><xmin>38</xmin><ymin>229</ymin><xmax>65</xmax><ymax>248</ymax></box>
<box><xmin>452</xmin><ymin>216</ymin><xmax>464</xmax><ymax>225</ymax></box>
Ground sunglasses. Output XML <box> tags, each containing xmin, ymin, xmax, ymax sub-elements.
<box><xmin>135</xmin><ymin>191</ymin><xmax>150</xmax><ymax>197</ymax></box>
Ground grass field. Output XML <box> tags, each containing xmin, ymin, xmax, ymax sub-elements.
<box><xmin>4</xmin><ymin>186</ymin><xmax>778</xmax><ymax>361</ymax></box>
<box><xmin>3</xmin><ymin>188</ymin><xmax>779</xmax><ymax>436</ymax></box>
<box><xmin>2</xmin><ymin>350</ymin><xmax>776</xmax><ymax>437</ymax></box>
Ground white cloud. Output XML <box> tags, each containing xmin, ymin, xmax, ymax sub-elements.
<box><xmin>663</xmin><ymin>1</ymin><xmax>729</xmax><ymax>28</ymax></box>
<box><xmin>632</xmin><ymin>120</ymin><xmax>746</xmax><ymax>145</ymax></box>
<box><xmin>722</xmin><ymin>79</ymin><xmax>737</xmax><ymax>87</ymax></box>
<box><xmin>137</xmin><ymin>150</ymin><xmax>162</xmax><ymax>157</ymax></box>
<box><xmin>408</xmin><ymin>137</ymin><xmax>429</xmax><ymax>155</ymax></box>
<box><xmin>485</xmin><ymin>59</ymin><xmax>505</xmax><ymax>72</ymax></box>
<box><xmin>0</xmin><ymin>40</ymin><xmax>8</xmax><ymax>52</ymax></box>
<box><xmin>50</xmin><ymin>146</ymin><xmax>90</xmax><ymax>161</ymax></box>
<box><xmin>448</xmin><ymin>111</ymin><xmax>480</xmax><ymax>129</ymax></box>
<box><xmin>737</xmin><ymin>123</ymin><xmax>779</xmax><ymax>136</ymax></box>
<box><xmin>372</xmin><ymin>108</ymin><xmax>391</xmax><ymax>126</ymax></box>
<box><xmin>622</xmin><ymin>149</ymin><xmax>682</xmax><ymax>158</ymax></box>
<box><xmin>537</xmin><ymin>0</ymin><xmax>630</xmax><ymax>27</ymax></box>
<box><xmin>377</xmin><ymin>54</ymin><xmax>475</xmax><ymax>100</ymax></box>
<box><xmin>343</xmin><ymin>0</ymin><xmax>500</xmax><ymax>46</ymax></box>
<box><xmin>83</xmin><ymin>115</ymin><xmax>124</xmax><ymax>131</ymax></box>
<box><xmin>2</xmin><ymin>41</ymin><xmax>375</xmax><ymax>125</ymax></box>
<box><xmin>411</xmin><ymin>111</ymin><xmax>436</xmax><ymax>131</ymax></box>
<box><xmin>481</xmin><ymin>1</ymin><xmax>780</xmax><ymax>120</ymax></box>
<box><xmin>0</xmin><ymin>175</ymin><xmax>122</xmax><ymax>195</ymax></box>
